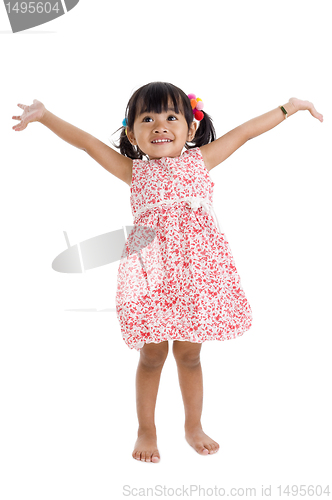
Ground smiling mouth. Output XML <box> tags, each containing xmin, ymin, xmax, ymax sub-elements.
<box><xmin>151</xmin><ymin>139</ymin><xmax>173</xmax><ymax>144</ymax></box>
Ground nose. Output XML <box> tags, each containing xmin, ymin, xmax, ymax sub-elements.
<box><xmin>153</xmin><ymin>120</ymin><xmax>168</xmax><ymax>133</ymax></box>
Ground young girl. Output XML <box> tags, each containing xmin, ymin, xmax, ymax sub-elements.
<box><xmin>12</xmin><ymin>82</ymin><xmax>323</xmax><ymax>464</ymax></box>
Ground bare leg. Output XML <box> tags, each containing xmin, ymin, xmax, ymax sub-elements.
<box><xmin>132</xmin><ymin>340</ymin><xmax>169</xmax><ymax>463</ymax></box>
<box><xmin>173</xmin><ymin>340</ymin><xmax>219</xmax><ymax>455</ymax></box>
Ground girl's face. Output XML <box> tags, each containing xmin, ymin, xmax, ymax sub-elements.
<box><xmin>127</xmin><ymin>105</ymin><xmax>197</xmax><ymax>160</ymax></box>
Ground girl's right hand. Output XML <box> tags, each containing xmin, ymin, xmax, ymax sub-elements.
<box><xmin>12</xmin><ymin>99</ymin><xmax>46</xmax><ymax>131</ymax></box>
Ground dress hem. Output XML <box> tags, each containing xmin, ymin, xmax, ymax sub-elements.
<box><xmin>124</xmin><ymin>323</ymin><xmax>252</xmax><ymax>352</ymax></box>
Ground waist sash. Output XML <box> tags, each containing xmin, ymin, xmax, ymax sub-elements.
<box><xmin>134</xmin><ymin>196</ymin><xmax>223</xmax><ymax>234</ymax></box>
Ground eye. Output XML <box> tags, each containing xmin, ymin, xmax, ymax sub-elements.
<box><xmin>142</xmin><ymin>116</ymin><xmax>152</xmax><ymax>122</ymax></box>
<box><xmin>167</xmin><ymin>115</ymin><xmax>177</xmax><ymax>121</ymax></box>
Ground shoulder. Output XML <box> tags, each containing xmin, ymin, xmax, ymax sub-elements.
<box><xmin>181</xmin><ymin>147</ymin><xmax>203</xmax><ymax>160</ymax></box>
<box><xmin>133</xmin><ymin>157</ymin><xmax>150</xmax><ymax>169</ymax></box>
<box><xmin>131</xmin><ymin>157</ymin><xmax>153</xmax><ymax>183</ymax></box>
<box><xmin>181</xmin><ymin>147</ymin><xmax>210</xmax><ymax>170</ymax></box>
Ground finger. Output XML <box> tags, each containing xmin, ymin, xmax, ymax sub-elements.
<box><xmin>308</xmin><ymin>102</ymin><xmax>317</xmax><ymax>113</ymax></box>
<box><xmin>309</xmin><ymin>106</ymin><xmax>323</xmax><ymax>121</ymax></box>
<box><xmin>13</xmin><ymin>123</ymin><xmax>27</xmax><ymax>131</ymax></box>
<box><xmin>12</xmin><ymin>116</ymin><xmax>22</xmax><ymax>121</ymax></box>
<box><xmin>17</xmin><ymin>103</ymin><xmax>27</xmax><ymax>110</ymax></box>
<box><xmin>13</xmin><ymin>119</ymin><xmax>27</xmax><ymax>130</ymax></box>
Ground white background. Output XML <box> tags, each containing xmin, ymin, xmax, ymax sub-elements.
<box><xmin>1</xmin><ymin>1</ymin><xmax>331</xmax><ymax>498</ymax></box>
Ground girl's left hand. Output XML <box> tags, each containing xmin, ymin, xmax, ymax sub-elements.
<box><xmin>289</xmin><ymin>97</ymin><xmax>323</xmax><ymax>122</ymax></box>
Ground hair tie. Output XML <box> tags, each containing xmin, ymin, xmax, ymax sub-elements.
<box><xmin>188</xmin><ymin>93</ymin><xmax>204</xmax><ymax>121</ymax></box>
<box><xmin>122</xmin><ymin>118</ymin><xmax>128</xmax><ymax>136</ymax></box>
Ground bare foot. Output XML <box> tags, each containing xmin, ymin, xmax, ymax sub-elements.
<box><xmin>132</xmin><ymin>429</ymin><xmax>160</xmax><ymax>463</ymax></box>
<box><xmin>185</xmin><ymin>426</ymin><xmax>219</xmax><ymax>455</ymax></box>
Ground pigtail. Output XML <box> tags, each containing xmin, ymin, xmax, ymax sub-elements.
<box><xmin>187</xmin><ymin>110</ymin><xmax>216</xmax><ymax>149</ymax></box>
<box><xmin>112</xmin><ymin>126</ymin><xmax>145</xmax><ymax>160</ymax></box>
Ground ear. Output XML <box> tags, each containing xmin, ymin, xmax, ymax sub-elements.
<box><xmin>126</xmin><ymin>129</ymin><xmax>137</xmax><ymax>146</ymax></box>
<box><xmin>187</xmin><ymin>121</ymin><xmax>198</xmax><ymax>142</ymax></box>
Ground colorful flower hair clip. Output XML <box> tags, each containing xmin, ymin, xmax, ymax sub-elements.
<box><xmin>188</xmin><ymin>93</ymin><xmax>204</xmax><ymax>121</ymax></box>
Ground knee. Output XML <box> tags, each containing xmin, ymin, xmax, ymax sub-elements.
<box><xmin>140</xmin><ymin>341</ymin><xmax>169</xmax><ymax>369</ymax></box>
<box><xmin>172</xmin><ymin>342</ymin><xmax>201</xmax><ymax>367</ymax></box>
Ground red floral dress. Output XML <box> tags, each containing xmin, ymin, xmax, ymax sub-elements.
<box><xmin>116</xmin><ymin>147</ymin><xmax>253</xmax><ymax>351</ymax></box>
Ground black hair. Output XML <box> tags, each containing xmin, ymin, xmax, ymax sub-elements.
<box><xmin>112</xmin><ymin>81</ymin><xmax>216</xmax><ymax>160</ymax></box>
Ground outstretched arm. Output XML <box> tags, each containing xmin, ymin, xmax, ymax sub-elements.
<box><xmin>12</xmin><ymin>100</ymin><xmax>133</xmax><ymax>186</ymax></box>
<box><xmin>200</xmin><ymin>98</ymin><xmax>323</xmax><ymax>171</ymax></box>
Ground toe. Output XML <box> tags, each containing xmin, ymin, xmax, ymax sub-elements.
<box><xmin>199</xmin><ymin>446</ymin><xmax>209</xmax><ymax>455</ymax></box>
<box><xmin>151</xmin><ymin>453</ymin><xmax>160</xmax><ymax>463</ymax></box>
<box><xmin>145</xmin><ymin>453</ymin><xmax>151</xmax><ymax>463</ymax></box>
<box><xmin>141</xmin><ymin>451</ymin><xmax>146</xmax><ymax>462</ymax></box>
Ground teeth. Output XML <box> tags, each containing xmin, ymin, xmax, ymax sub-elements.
<box><xmin>152</xmin><ymin>139</ymin><xmax>171</xmax><ymax>143</ymax></box>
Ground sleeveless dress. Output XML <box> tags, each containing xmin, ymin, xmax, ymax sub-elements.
<box><xmin>116</xmin><ymin>147</ymin><xmax>253</xmax><ymax>351</ymax></box>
